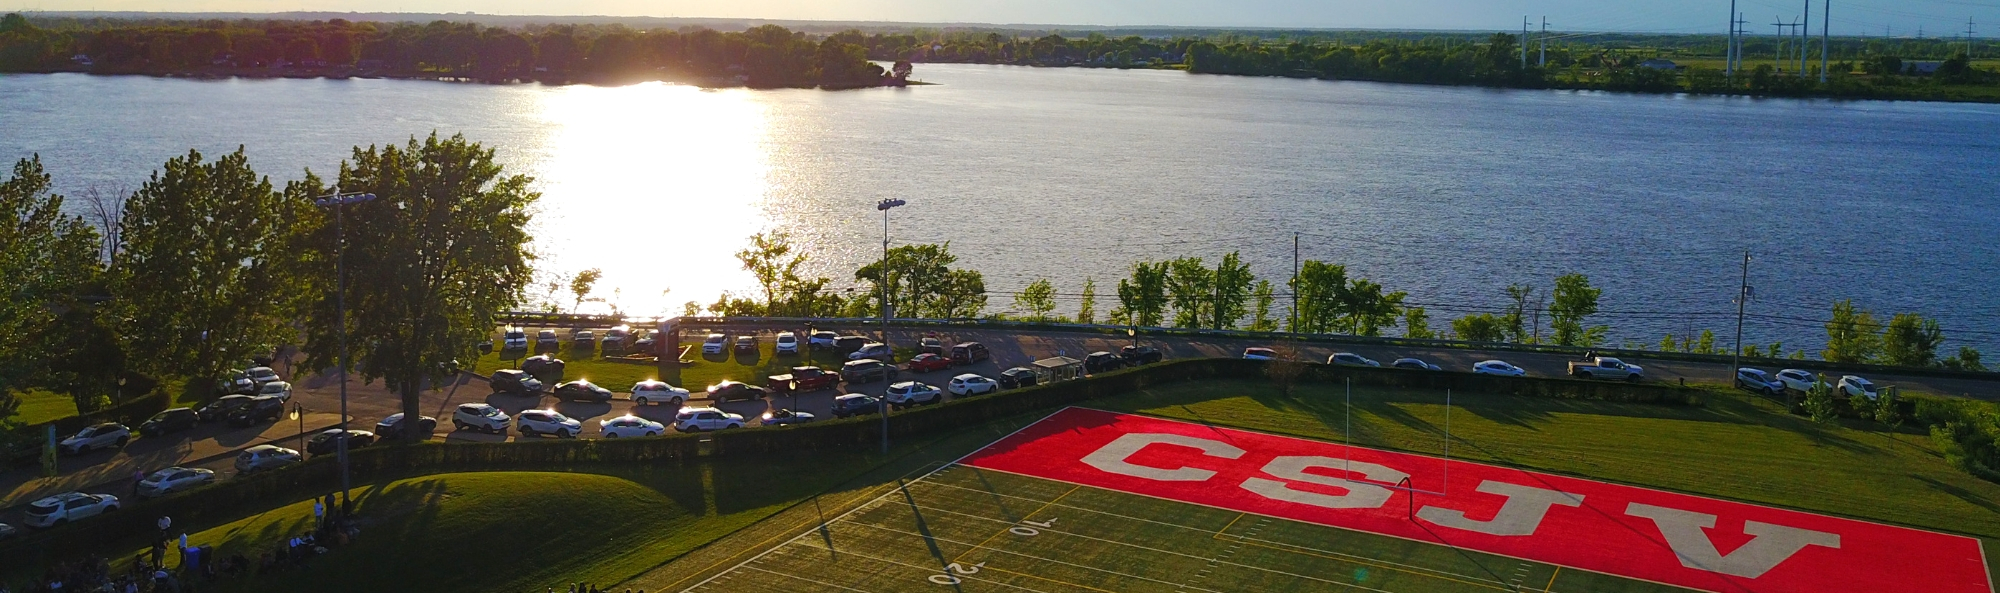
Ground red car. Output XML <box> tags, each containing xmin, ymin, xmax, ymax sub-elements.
<box><xmin>907</xmin><ymin>353</ymin><xmax>952</xmax><ymax>373</ymax></box>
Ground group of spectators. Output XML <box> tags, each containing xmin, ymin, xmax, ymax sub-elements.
<box><xmin>3</xmin><ymin>494</ymin><xmax>361</xmax><ymax>593</ymax></box>
<box><xmin>553</xmin><ymin>585</ymin><xmax>646</xmax><ymax>593</ymax></box>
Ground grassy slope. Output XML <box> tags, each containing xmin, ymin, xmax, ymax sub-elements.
<box><xmin>1091</xmin><ymin>379</ymin><xmax>2000</xmax><ymax>539</ymax></box>
<box><xmin>10</xmin><ymin>389</ymin><xmax>79</xmax><ymax>425</ymax></box>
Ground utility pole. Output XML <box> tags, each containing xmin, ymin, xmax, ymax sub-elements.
<box><xmin>1539</xmin><ymin>17</ymin><xmax>1548</xmax><ymax>67</ymax></box>
<box><xmin>1291</xmin><ymin>232</ymin><xmax>1299</xmax><ymax>338</ymax></box>
<box><xmin>1800</xmin><ymin>0</ymin><xmax>1811</xmax><ymax>77</ymax></box>
<box><xmin>874</xmin><ymin>198</ymin><xmax>905</xmax><ymax>455</ymax></box>
<box><xmin>1738</xmin><ymin>13</ymin><xmax>1750</xmax><ymax>72</ymax></box>
<box><xmin>1774</xmin><ymin>19</ymin><xmax>1787</xmax><ymax>73</ymax></box>
<box><xmin>1727</xmin><ymin>0</ymin><xmax>1739</xmax><ymax>78</ymax></box>
<box><xmin>1820</xmin><ymin>0</ymin><xmax>1831</xmax><ymax>83</ymax></box>
<box><xmin>1732</xmin><ymin>251</ymin><xmax>1752</xmax><ymax>376</ymax></box>
<box><xmin>1522</xmin><ymin>16</ymin><xmax>1529</xmax><ymax>69</ymax></box>
<box><xmin>1970</xmin><ymin>17</ymin><xmax>1980</xmax><ymax>58</ymax></box>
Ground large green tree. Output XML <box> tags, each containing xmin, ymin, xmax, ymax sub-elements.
<box><xmin>1164</xmin><ymin>257</ymin><xmax>1212</xmax><ymax>328</ymax></box>
<box><xmin>1881</xmin><ymin>312</ymin><xmax>1944</xmax><ymax>367</ymax></box>
<box><xmin>1115</xmin><ymin>261</ymin><xmax>1168</xmax><ymax>327</ymax></box>
<box><xmin>1452</xmin><ymin>313</ymin><xmax>1506</xmax><ymax>342</ymax></box>
<box><xmin>1339</xmin><ymin>278</ymin><xmax>1405</xmax><ymax>336</ymax></box>
<box><xmin>0</xmin><ymin>157</ymin><xmax>101</xmax><ymax>393</ymax></box>
<box><xmin>853</xmin><ymin>242</ymin><xmax>985</xmax><ymax>318</ymax></box>
<box><xmin>1822</xmin><ymin>300</ymin><xmax>1882</xmax><ymax>364</ymax></box>
<box><xmin>1547</xmin><ymin>273</ymin><xmax>1605</xmax><ymax>346</ymax></box>
<box><xmin>301</xmin><ymin>134</ymin><xmax>537</xmax><ymax>438</ymax></box>
<box><xmin>736</xmin><ymin>230</ymin><xmax>803</xmax><ymax>313</ymax></box>
<box><xmin>1210</xmin><ymin>252</ymin><xmax>1255</xmax><ymax>330</ymax></box>
<box><xmin>1015</xmin><ymin>278</ymin><xmax>1056</xmax><ymax>321</ymax></box>
<box><xmin>1288</xmin><ymin>260</ymin><xmax>1347</xmax><ymax>334</ymax></box>
<box><xmin>111</xmin><ymin>148</ymin><xmax>308</xmax><ymax>384</ymax></box>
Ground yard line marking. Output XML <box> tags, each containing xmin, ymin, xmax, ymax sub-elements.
<box><xmin>674</xmin><ymin>409</ymin><xmax>1072</xmax><ymax>593</ymax></box>
<box><xmin>785</xmin><ymin>538</ymin><xmax>1054</xmax><ymax>593</ymax></box>
<box><xmin>1544</xmin><ymin>566</ymin><xmax>1562</xmax><ymax>592</ymax></box>
<box><xmin>954</xmin><ymin>484</ymin><xmax>1081</xmax><ymax>564</ymax></box>
<box><xmin>1213</xmin><ymin>513</ymin><xmax>1246</xmax><ymax>539</ymax></box>
<box><xmin>982</xmin><ymin>565</ymin><xmax>1124</xmax><ymax>593</ymax></box>
<box><xmin>737</xmin><ymin>564</ymin><xmax>876</xmax><ymax>593</ymax></box>
<box><xmin>912</xmin><ymin>476</ymin><xmax>1513</xmax><ymax>588</ymax></box>
<box><xmin>826</xmin><ymin>517</ymin><xmax>1231</xmax><ymax>593</ymax></box>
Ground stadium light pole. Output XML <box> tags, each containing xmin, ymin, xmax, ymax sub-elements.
<box><xmin>1731</xmin><ymin>251</ymin><xmax>1752</xmax><ymax>382</ymax></box>
<box><xmin>875</xmin><ymin>198</ymin><xmax>905</xmax><ymax>455</ymax></box>
<box><xmin>314</xmin><ymin>188</ymin><xmax>375</xmax><ymax>511</ymax></box>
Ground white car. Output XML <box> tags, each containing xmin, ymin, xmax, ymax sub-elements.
<box><xmin>137</xmin><ymin>467</ymin><xmax>215</xmax><ymax>498</ymax></box>
<box><xmin>599</xmin><ymin>414</ymin><xmax>665</xmax><ymax>438</ymax></box>
<box><xmin>884</xmin><ymin>381</ymin><xmax>943</xmax><ymax>408</ymax></box>
<box><xmin>246</xmin><ymin>366</ymin><xmax>281</xmax><ymax>386</ymax></box>
<box><xmin>807</xmin><ymin>331</ymin><xmax>838</xmax><ymax>348</ymax></box>
<box><xmin>1838</xmin><ymin>375</ymin><xmax>1880</xmax><ymax>400</ymax></box>
<box><xmin>673</xmin><ymin>407</ymin><xmax>745</xmax><ymax>432</ymax></box>
<box><xmin>701</xmin><ymin>333</ymin><xmax>727</xmax><ymax>354</ymax></box>
<box><xmin>849</xmin><ymin>342</ymin><xmax>891</xmax><ymax>361</ymax></box>
<box><xmin>257</xmin><ymin>380</ymin><xmax>293</xmax><ymax>403</ymax></box>
<box><xmin>947</xmin><ymin>374</ymin><xmax>999</xmax><ymax>397</ymax></box>
<box><xmin>502</xmin><ymin>327</ymin><xmax>529</xmax><ymax>350</ymax></box>
<box><xmin>234</xmin><ymin>445</ymin><xmax>302</xmax><ymax>473</ymax></box>
<box><xmin>1242</xmin><ymin>348</ymin><xmax>1278</xmax><ymax>361</ymax></box>
<box><xmin>516</xmin><ymin>409</ymin><xmax>582</xmax><ymax>438</ymax></box>
<box><xmin>1473</xmin><ymin>360</ymin><xmax>1526</xmax><ymax>377</ymax></box>
<box><xmin>452</xmin><ymin>403</ymin><xmax>511</xmax><ymax>433</ymax></box>
<box><xmin>630</xmin><ymin>380</ymin><xmax>690</xmax><ymax>406</ymax></box>
<box><xmin>1775</xmin><ymin>369</ymin><xmax>1824</xmax><ymax>393</ymax></box>
<box><xmin>775</xmin><ymin>331</ymin><xmax>800</xmax><ymax>354</ymax></box>
<box><xmin>59</xmin><ymin>423</ymin><xmax>131</xmax><ymax>455</ymax></box>
<box><xmin>1328</xmin><ymin>353</ymin><xmax>1380</xmax><ymax>367</ymax></box>
<box><xmin>22</xmin><ymin>492</ymin><xmax>119</xmax><ymax>528</ymax></box>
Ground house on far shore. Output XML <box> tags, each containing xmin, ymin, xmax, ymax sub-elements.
<box><xmin>1638</xmin><ymin>58</ymin><xmax>1678</xmax><ymax>70</ymax></box>
<box><xmin>69</xmin><ymin>54</ymin><xmax>92</xmax><ymax>66</ymax></box>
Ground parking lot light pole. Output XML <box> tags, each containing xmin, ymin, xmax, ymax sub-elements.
<box><xmin>314</xmin><ymin>188</ymin><xmax>375</xmax><ymax>510</ymax></box>
<box><xmin>875</xmin><ymin>198</ymin><xmax>905</xmax><ymax>455</ymax></box>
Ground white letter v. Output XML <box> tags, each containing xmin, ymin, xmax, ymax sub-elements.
<box><xmin>1626</xmin><ymin>503</ymin><xmax>1841</xmax><ymax>579</ymax></box>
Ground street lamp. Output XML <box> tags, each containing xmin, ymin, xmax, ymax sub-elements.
<box><xmin>874</xmin><ymin>198</ymin><xmax>905</xmax><ymax>455</ymax></box>
<box><xmin>313</xmin><ymin>188</ymin><xmax>375</xmax><ymax>511</ymax></box>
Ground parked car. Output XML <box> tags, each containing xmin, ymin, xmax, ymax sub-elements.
<box><xmin>1242</xmin><ymin>348</ymin><xmax>1278</xmax><ymax>361</ymax></box>
<box><xmin>769</xmin><ymin>367</ymin><xmax>841</xmax><ymax>397</ymax></box>
<box><xmin>734</xmin><ymin>334</ymin><xmax>758</xmax><ymax>353</ymax></box>
<box><xmin>219</xmin><ymin>369</ymin><xmax>256</xmax><ymax>395</ymax></box>
<box><xmin>1568</xmin><ymin>357</ymin><xmax>1643</xmax><ymax>381</ymax></box>
<box><xmin>907</xmin><ymin>353</ymin><xmax>953</xmax><ymax>373</ymax></box>
<box><xmin>1084</xmin><ymin>351</ymin><xmax>1126</xmax><ymax>373</ymax></box>
<box><xmin>919</xmin><ymin>337</ymin><xmax>946</xmax><ymax>356</ymax></box>
<box><xmin>553</xmin><ymin>380</ymin><xmax>614</xmax><ymax>403</ymax></box>
<box><xmin>490</xmin><ymin>369</ymin><xmax>544</xmax><ymax>396</ymax></box>
<box><xmin>833</xmin><ymin>335</ymin><xmax>871</xmax><ymax>353</ymax></box>
<box><xmin>849</xmin><ymin>342</ymin><xmax>892</xmax><ymax>361</ymax></box>
<box><xmin>255</xmin><ymin>380</ymin><xmax>293</xmax><ymax>403</ymax></box>
<box><xmin>631</xmin><ymin>380</ymin><xmax>690</xmax><ymax>406</ymax></box>
<box><xmin>502</xmin><ymin>326</ymin><xmax>529</xmax><ymax>350</ymax></box>
<box><xmin>304</xmin><ymin>429</ymin><xmax>376</xmax><ymax>456</ymax></box>
<box><xmin>1120</xmin><ymin>345</ymin><xmax>1164</xmax><ymax>365</ymax></box>
<box><xmin>808</xmin><ymin>331</ymin><xmax>839</xmax><ymax>348</ymax></box>
<box><xmin>947</xmin><ymin>374</ymin><xmax>1000</xmax><ymax>397</ymax></box>
<box><xmin>234</xmin><ymin>445</ymin><xmax>302</xmax><ymax>474</ymax></box>
<box><xmin>998</xmin><ymin>367</ymin><xmax>1040</xmax><ymax>389</ymax></box>
<box><xmin>841</xmin><ymin>359</ymin><xmax>899</xmax><ymax>384</ymax></box>
<box><xmin>22</xmin><ymin>492</ymin><xmax>119</xmax><ymax>528</ymax></box>
<box><xmin>761</xmin><ymin>409</ymin><xmax>817</xmax><ymax>426</ymax></box>
<box><xmin>701</xmin><ymin>333</ymin><xmax>727</xmax><ymax>354</ymax></box>
<box><xmin>517</xmin><ymin>409</ymin><xmax>582</xmax><ymax>438</ymax></box>
<box><xmin>139</xmin><ymin>408</ymin><xmax>198</xmax><ymax>438</ymax></box>
<box><xmin>198</xmin><ymin>395</ymin><xmax>257</xmax><ymax>422</ymax></box>
<box><xmin>536</xmin><ymin>329</ymin><xmax>560</xmax><ymax>352</ymax></box>
<box><xmin>1736</xmin><ymin>368</ymin><xmax>1786</xmax><ymax>396</ymax></box>
<box><xmin>599</xmin><ymin>414</ymin><xmax>665</xmax><ymax>438</ymax></box>
<box><xmin>1774</xmin><ymin>369</ymin><xmax>1824</xmax><ymax>393</ymax></box>
<box><xmin>1328</xmin><ymin>353</ymin><xmax>1381</xmax><ymax>367</ymax></box>
<box><xmin>949</xmin><ymin>342</ymin><xmax>991</xmax><ymax>366</ymax></box>
<box><xmin>1391</xmin><ymin>358</ymin><xmax>1441</xmax><ymax>371</ymax></box>
<box><xmin>775</xmin><ymin>331</ymin><xmax>799</xmax><ymax>354</ymax></box>
<box><xmin>884</xmin><ymin>381</ymin><xmax>943</xmax><ymax>409</ymax></box>
<box><xmin>226</xmin><ymin>396</ymin><xmax>285</xmax><ymax>428</ymax></box>
<box><xmin>706</xmin><ymin>380</ymin><xmax>768</xmax><ymax>403</ymax></box>
<box><xmin>601</xmin><ymin>325</ymin><xmax>632</xmax><ymax>353</ymax></box>
<box><xmin>1473</xmin><ymin>360</ymin><xmax>1527</xmax><ymax>377</ymax></box>
<box><xmin>374</xmin><ymin>413</ymin><xmax>438</xmax><ymax>440</ymax></box>
<box><xmin>830</xmin><ymin>394</ymin><xmax>883</xmax><ymax>418</ymax></box>
<box><xmin>246</xmin><ymin>366</ymin><xmax>280</xmax><ymax>387</ymax></box>
<box><xmin>632</xmin><ymin>330</ymin><xmax>656</xmax><ymax>354</ymax></box>
<box><xmin>452</xmin><ymin>403</ymin><xmax>511</xmax><ymax>433</ymax></box>
<box><xmin>0</xmin><ymin>522</ymin><xmax>12</xmax><ymax>539</ymax></box>
<box><xmin>1838</xmin><ymin>375</ymin><xmax>1881</xmax><ymax>400</ymax></box>
<box><xmin>572</xmin><ymin>330</ymin><xmax>597</xmax><ymax>353</ymax></box>
<box><xmin>59</xmin><ymin>423</ymin><xmax>130</xmax><ymax>455</ymax></box>
<box><xmin>136</xmin><ymin>467</ymin><xmax>215</xmax><ymax>498</ymax></box>
<box><xmin>673</xmin><ymin>407</ymin><xmax>745</xmax><ymax>432</ymax></box>
<box><xmin>521</xmin><ymin>354</ymin><xmax>565</xmax><ymax>379</ymax></box>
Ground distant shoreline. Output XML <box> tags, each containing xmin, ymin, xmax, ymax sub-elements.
<box><xmin>2</xmin><ymin>65</ymin><xmax>920</xmax><ymax>90</ymax></box>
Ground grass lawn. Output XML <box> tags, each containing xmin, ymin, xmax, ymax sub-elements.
<box><xmin>473</xmin><ymin>339</ymin><xmax>921</xmax><ymax>394</ymax></box>
<box><xmin>9</xmin><ymin>389</ymin><xmax>79</xmax><ymax>425</ymax></box>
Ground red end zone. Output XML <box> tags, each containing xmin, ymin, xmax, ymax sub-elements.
<box><xmin>961</xmin><ymin>407</ymin><xmax>1992</xmax><ymax>593</ymax></box>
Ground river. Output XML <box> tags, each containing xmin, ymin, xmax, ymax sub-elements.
<box><xmin>4</xmin><ymin>65</ymin><xmax>1999</xmax><ymax>353</ymax></box>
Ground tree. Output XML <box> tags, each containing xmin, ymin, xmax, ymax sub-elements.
<box><xmin>1503</xmin><ymin>283</ymin><xmax>1535</xmax><ymax>342</ymax></box>
<box><xmin>1803</xmin><ymin>379</ymin><xmax>1838</xmax><ymax>424</ymax></box>
<box><xmin>1288</xmin><ymin>260</ymin><xmax>1346</xmax><ymax>334</ymax></box>
<box><xmin>1015</xmin><ymin>278</ymin><xmax>1056</xmax><ymax>321</ymax></box>
<box><xmin>301</xmin><ymin>134</ymin><xmax>537</xmax><ymax>439</ymax></box>
<box><xmin>111</xmin><ymin>148</ymin><xmax>307</xmax><ymax>384</ymax></box>
<box><xmin>0</xmin><ymin>157</ymin><xmax>100</xmax><ymax>392</ymax></box>
<box><xmin>1164</xmin><ymin>257</ymin><xmax>1212</xmax><ymax>328</ymax></box>
<box><xmin>1547</xmin><ymin>273</ymin><xmax>1603</xmax><ymax>346</ymax></box>
<box><xmin>1210</xmin><ymin>252</ymin><xmax>1255</xmax><ymax>329</ymax></box>
<box><xmin>1822</xmin><ymin>300</ymin><xmax>1882</xmax><ymax>364</ymax></box>
<box><xmin>1942</xmin><ymin>347</ymin><xmax>1987</xmax><ymax>372</ymax></box>
<box><xmin>1076</xmin><ymin>278</ymin><xmax>1097</xmax><ymax>325</ymax></box>
<box><xmin>1340</xmin><ymin>279</ymin><xmax>1404</xmax><ymax>336</ymax></box>
<box><xmin>934</xmin><ymin>269</ymin><xmax>987</xmax><ymax>318</ymax></box>
<box><xmin>1115</xmin><ymin>261</ymin><xmax>1168</xmax><ymax>327</ymax></box>
<box><xmin>735</xmin><ymin>231</ymin><xmax>803</xmax><ymax>313</ymax></box>
<box><xmin>569</xmin><ymin>268</ymin><xmax>601</xmax><ymax>313</ymax></box>
<box><xmin>1881</xmin><ymin>312</ymin><xmax>1944</xmax><ymax>367</ymax></box>
<box><xmin>1452</xmin><ymin>313</ymin><xmax>1506</xmax><ymax>342</ymax></box>
<box><xmin>1404</xmin><ymin>307</ymin><xmax>1435</xmax><ymax>339</ymax></box>
<box><xmin>853</xmin><ymin>243</ymin><xmax>983</xmax><ymax>318</ymax></box>
<box><xmin>1247</xmin><ymin>280</ymin><xmax>1278</xmax><ymax>332</ymax></box>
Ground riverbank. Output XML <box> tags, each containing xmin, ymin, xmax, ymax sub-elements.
<box><xmin>1</xmin><ymin>64</ymin><xmax>921</xmax><ymax>90</ymax></box>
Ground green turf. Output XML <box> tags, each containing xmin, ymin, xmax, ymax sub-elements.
<box><xmin>9</xmin><ymin>389</ymin><xmax>79</xmax><ymax>425</ymax></box>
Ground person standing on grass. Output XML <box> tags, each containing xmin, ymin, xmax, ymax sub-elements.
<box><xmin>131</xmin><ymin>469</ymin><xmax>145</xmax><ymax>497</ymax></box>
<box><xmin>313</xmin><ymin>499</ymin><xmax>324</xmax><ymax>531</ymax></box>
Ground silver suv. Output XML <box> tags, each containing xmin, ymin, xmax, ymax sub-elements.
<box><xmin>452</xmin><ymin>403</ymin><xmax>511</xmax><ymax>433</ymax></box>
<box><xmin>234</xmin><ymin>445</ymin><xmax>302</xmax><ymax>474</ymax></box>
<box><xmin>23</xmin><ymin>492</ymin><xmax>119</xmax><ymax>528</ymax></box>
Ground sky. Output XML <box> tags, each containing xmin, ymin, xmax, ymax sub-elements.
<box><xmin>7</xmin><ymin>0</ymin><xmax>1996</xmax><ymax>37</ymax></box>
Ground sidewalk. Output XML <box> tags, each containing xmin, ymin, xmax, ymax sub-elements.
<box><xmin>0</xmin><ymin>412</ymin><xmax>346</xmax><ymax>508</ymax></box>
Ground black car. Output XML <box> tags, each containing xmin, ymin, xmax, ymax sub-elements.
<box><xmin>197</xmin><ymin>395</ymin><xmax>256</xmax><ymax>422</ymax></box>
<box><xmin>305</xmin><ymin>429</ymin><xmax>376</xmax><ymax>456</ymax></box>
<box><xmin>374</xmin><ymin>414</ymin><xmax>438</xmax><ymax>440</ymax></box>
<box><xmin>632</xmin><ymin>332</ymin><xmax>656</xmax><ymax>354</ymax></box>
<box><xmin>1120</xmin><ymin>345</ymin><xmax>1164</xmax><ymax>365</ymax></box>
<box><xmin>706</xmin><ymin>381</ymin><xmax>768</xmax><ymax>403</ymax></box>
<box><xmin>520</xmin><ymin>354</ymin><xmax>565</xmax><ymax>380</ymax></box>
<box><xmin>841</xmin><ymin>359</ymin><xmax>899</xmax><ymax>384</ymax></box>
<box><xmin>140</xmin><ymin>408</ymin><xmax>199</xmax><ymax>437</ymax></box>
<box><xmin>490</xmin><ymin>369</ymin><xmax>544</xmax><ymax>396</ymax></box>
<box><xmin>1084</xmin><ymin>351</ymin><xmax>1126</xmax><ymax>373</ymax></box>
<box><xmin>950</xmin><ymin>342</ymin><xmax>991</xmax><ymax>366</ymax></box>
<box><xmin>552</xmin><ymin>380</ymin><xmax>614</xmax><ymax>403</ymax></box>
<box><xmin>830</xmin><ymin>394</ymin><xmax>882</xmax><ymax>418</ymax></box>
<box><xmin>227</xmin><ymin>396</ymin><xmax>285</xmax><ymax>427</ymax></box>
<box><xmin>998</xmin><ymin>367</ymin><xmax>1040</xmax><ymax>389</ymax></box>
<box><xmin>832</xmin><ymin>335</ymin><xmax>870</xmax><ymax>353</ymax></box>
